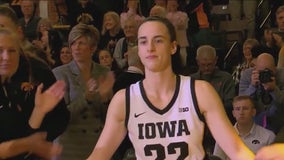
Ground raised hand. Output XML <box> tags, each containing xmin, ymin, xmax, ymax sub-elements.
<box><xmin>29</xmin><ymin>80</ymin><xmax>66</xmax><ymax>129</ymax></box>
<box><xmin>28</xmin><ymin>132</ymin><xmax>62</xmax><ymax>160</ymax></box>
<box><xmin>86</xmin><ymin>71</ymin><xmax>115</xmax><ymax>103</ymax></box>
<box><xmin>35</xmin><ymin>80</ymin><xmax>66</xmax><ymax>114</ymax></box>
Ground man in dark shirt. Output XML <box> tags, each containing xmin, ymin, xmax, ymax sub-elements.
<box><xmin>18</xmin><ymin>0</ymin><xmax>41</xmax><ymax>42</ymax></box>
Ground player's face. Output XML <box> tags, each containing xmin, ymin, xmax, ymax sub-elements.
<box><xmin>138</xmin><ymin>21</ymin><xmax>176</xmax><ymax>72</ymax></box>
<box><xmin>232</xmin><ymin>99</ymin><xmax>255</xmax><ymax>124</ymax></box>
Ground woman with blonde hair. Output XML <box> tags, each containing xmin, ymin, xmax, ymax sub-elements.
<box><xmin>0</xmin><ymin>27</ymin><xmax>69</xmax><ymax>159</ymax></box>
<box><xmin>232</xmin><ymin>38</ymin><xmax>260</xmax><ymax>88</ymax></box>
<box><xmin>99</xmin><ymin>11</ymin><xmax>124</xmax><ymax>55</ymax></box>
<box><xmin>52</xmin><ymin>24</ymin><xmax>114</xmax><ymax>160</ymax></box>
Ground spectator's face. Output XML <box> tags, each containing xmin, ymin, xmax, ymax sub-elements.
<box><xmin>196</xmin><ymin>57</ymin><xmax>217</xmax><ymax>75</ymax></box>
<box><xmin>21</xmin><ymin>0</ymin><xmax>34</xmax><ymax>17</ymax></box>
<box><xmin>39</xmin><ymin>23</ymin><xmax>51</xmax><ymax>33</ymax></box>
<box><xmin>124</xmin><ymin>21</ymin><xmax>137</xmax><ymax>38</ymax></box>
<box><xmin>99</xmin><ymin>50</ymin><xmax>113</xmax><ymax>68</ymax></box>
<box><xmin>71</xmin><ymin>36</ymin><xmax>95</xmax><ymax>63</ymax></box>
<box><xmin>242</xmin><ymin>44</ymin><xmax>253</xmax><ymax>61</ymax></box>
<box><xmin>232</xmin><ymin>99</ymin><xmax>255</xmax><ymax>124</ymax></box>
<box><xmin>104</xmin><ymin>15</ymin><xmax>115</xmax><ymax>30</ymax></box>
<box><xmin>60</xmin><ymin>46</ymin><xmax>72</xmax><ymax>65</ymax></box>
<box><xmin>276</xmin><ymin>11</ymin><xmax>284</xmax><ymax>31</ymax></box>
<box><xmin>0</xmin><ymin>34</ymin><xmax>20</xmax><ymax>82</ymax></box>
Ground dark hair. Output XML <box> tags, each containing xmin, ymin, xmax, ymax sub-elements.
<box><xmin>139</xmin><ymin>16</ymin><xmax>177</xmax><ymax>42</ymax></box>
<box><xmin>139</xmin><ymin>16</ymin><xmax>182</xmax><ymax>73</ymax></box>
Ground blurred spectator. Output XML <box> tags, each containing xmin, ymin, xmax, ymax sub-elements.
<box><xmin>59</xmin><ymin>43</ymin><xmax>72</xmax><ymax>65</ymax></box>
<box><xmin>166</xmin><ymin>0</ymin><xmax>189</xmax><ymax>67</ymax></box>
<box><xmin>214</xmin><ymin>95</ymin><xmax>275</xmax><ymax>159</ymax></box>
<box><xmin>232</xmin><ymin>38</ymin><xmax>260</xmax><ymax>91</ymax></box>
<box><xmin>149</xmin><ymin>5</ymin><xmax>167</xmax><ymax>17</ymax></box>
<box><xmin>0</xmin><ymin>27</ymin><xmax>69</xmax><ymax>160</ymax></box>
<box><xmin>67</xmin><ymin>0</ymin><xmax>104</xmax><ymax>30</ymax></box>
<box><xmin>191</xmin><ymin>45</ymin><xmax>236</xmax><ymax>154</ymax></box>
<box><xmin>18</xmin><ymin>0</ymin><xmax>41</xmax><ymax>42</ymax></box>
<box><xmin>98</xmin><ymin>49</ymin><xmax>122</xmax><ymax>78</ymax></box>
<box><xmin>113</xmin><ymin>17</ymin><xmax>138</xmax><ymax>70</ymax></box>
<box><xmin>52</xmin><ymin>24</ymin><xmax>114</xmax><ymax>160</ymax></box>
<box><xmin>262</xmin><ymin>5</ymin><xmax>284</xmax><ymax>62</ymax></box>
<box><xmin>239</xmin><ymin>53</ymin><xmax>284</xmax><ymax>136</ymax></box>
<box><xmin>271</xmin><ymin>32</ymin><xmax>284</xmax><ymax>68</ymax></box>
<box><xmin>0</xmin><ymin>5</ymin><xmax>54</xmax><ymax>68</ymax></box>
<box><xmin>120</xmin><ymin>0</ymin><xmax>144</xmax><ymax>29</ymax></box>
<box><xmin>191</xmin><ymin>45</ymin><xmax>236</xmax><ymax>120</ymax></box>
<box><xmin>184</xmin><ymin>0</ymin><xmax>211</xmax><ymax>48</ymax></box>
<box><xmin>154</xmin><ymin>0</ymin><xmax>167</xmax><ymax>8</ymax></box>
<box><xmin>113</xmin><ymin>46</ymin><xmax>144</xmax><ymax>93</ymax></box>
<box><xmin>228</xmin><ymin>0</ymin><xmax>258</xmax><ymax>38</ymax></box>
<box><xmin>98</xmin><ymin>11</ymin><xmax>125</xmax><ymax>55</ymax></box>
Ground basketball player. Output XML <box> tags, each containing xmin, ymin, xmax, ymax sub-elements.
<box><xmin>87</xmin><ymin>16</ymin><xmax>254</xmax><ymax>160</ymax></box>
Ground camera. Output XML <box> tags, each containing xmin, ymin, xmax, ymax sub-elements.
<box><xmin>259</xmin><ymin>68</ymin><xmax>273</xmax><ymax>83</ymax></box>
<box><xmin>252</xmin><ymin>84</ymin><xmax>272</xmax><ymax>105</ymax></box>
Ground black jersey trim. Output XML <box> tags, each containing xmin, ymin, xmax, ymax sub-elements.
<box><xmin>190</xmin><ymin>78</ymin><xmax>206</xmax><ymax>123</ymax></box>
<box><xmin>139</xmin><ymin>75</ymin><xmax>180</xmax><ymax>115</ymax></box>
<box><xmin>125</xmin><ymin>87</ymin><xmax>130</xmax><ymax>128</ymax></box>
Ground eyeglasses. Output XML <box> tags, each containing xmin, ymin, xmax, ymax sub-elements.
<box><xmin>198</xmin><ymin>63</ymin><xmax>215</xmax><ymax>68</ymax></box>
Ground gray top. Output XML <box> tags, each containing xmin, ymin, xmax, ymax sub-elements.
<box><xmin>52</xmin><ymin>60</ymin><xmax>109</xmax><ymax>160</ymax></box>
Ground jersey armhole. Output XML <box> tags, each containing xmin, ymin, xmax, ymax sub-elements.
<box><xmin>190</xmin><ymin>78</ymin><xmax>206</xmax><ymax>123</ymax></box>
<box><xmin>125</xmin><ymin>87</ymin><xmax>130</xmax><ymax>128</ymax></box>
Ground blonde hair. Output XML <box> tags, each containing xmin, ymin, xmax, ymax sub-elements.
<box><xmin>36</xmin><ymin>18</ymin><xmax>53</xmax><ymax>33</ymax></box>
<box><xmin>101</xmin><ymin>11</ymin><xmax>121</xmax><ymax>35</ymax></box>
<box><xmin>0</xmin><ymin>28</ymin><xmax>21</xmax><ymax>54</ymax></box>
<box><xmin>196</xmin><ymin>45</ymin><xmax>216</xmax><ymax>60</ymax></box>
<box><xmin>232</xmin><ymin>95</ymin><xmax>255</xmax><ymax>109</ymax></box>
<box><xmin>243</xmin><ymin>38</ymin><xmax>259</xmax><ymax>48</ymax></box>
<box><xmin>68</xmin><ymin>24</ymin><xmax>100</xmax><ymax>47</ymax></box>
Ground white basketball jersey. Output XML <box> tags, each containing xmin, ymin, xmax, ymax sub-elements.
<box><xmin>126</xmin><ymin>75</ymin><xmax>206</xmax><ymax>160</ymax></box>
